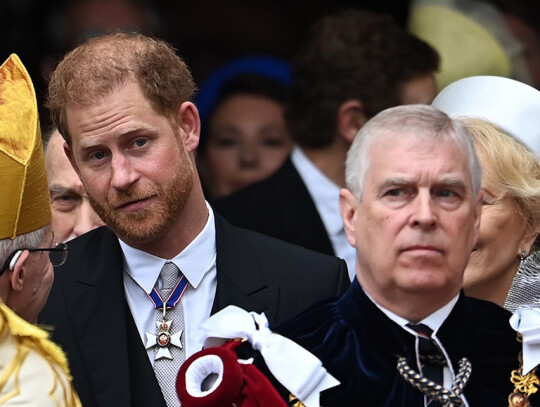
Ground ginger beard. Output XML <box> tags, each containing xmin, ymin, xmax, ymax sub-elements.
<box><xmin>87</xmin><ymin>133</ymin><xmax>195</xmax><ymax>244</ymax></box>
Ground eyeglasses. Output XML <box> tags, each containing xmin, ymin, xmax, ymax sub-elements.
<box><xmin>0</xmin><ymin>242</ymin><xmax>69</xmax><ymax>276</ymax></box>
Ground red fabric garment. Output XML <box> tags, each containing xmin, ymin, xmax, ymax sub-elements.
<box><xmin>177</xmin><ymin>341</ymin><xmax>287</xmax><ymax>407</ymax></box>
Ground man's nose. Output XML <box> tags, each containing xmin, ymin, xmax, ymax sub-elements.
<box><xmin>110</xmin><ymin>154</ymin><xmax>138</xmax><ymax>190</ymax></box>
<box><xmin>410</xmin><ymin>191</ymin><xmax>437</xmax><ymax>229</ymax></box>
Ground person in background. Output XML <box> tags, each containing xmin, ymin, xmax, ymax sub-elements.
<box><xmin>39</xmin><ymin>33</ymin><xmax>349</xmax><ymax>407</ymax></box>
<box><xmin>45</xmin><ymin>128</ymin><xmax>104</xmax><ymax>242</ymax></box>
<box><xmin>0</xmin><ymin>53</ymin><xmax>80</xmax><ymax>407</ymax></box>
<box><xmin>213</xmin><ymin>9</ymin><xmax>440</xmax><ymax>280</ymax></box>
<box><xmin>274</xmin><ymin>104</ymin><xmax>519</xmax><ymax>406</ymax></box>
<box><xmin>432</xmin><ymin>75</ymin><xmax>540</xmax><ymax>311</ymax></box>
<box><xmin>492</xmin><ymin>0</ymin><xmax>540</xmax><ymax>90</ymax></box>
<box><xmin>195</xmin><ymin>57</ymin><xmax>293</xmax><ymax>199</ymax></box>
<box><xmin>408</xmin><ymin>0</ymin><xmax>540</xmax><ymax>90</ymax></box>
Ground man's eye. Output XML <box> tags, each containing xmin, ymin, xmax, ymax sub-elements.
<box><xmin>437</xmin><ymin>190</ymin><xmax>456</xmax><ymax>198</ymax></box>
<box><xmin>56</xmin><ymin>194</ymin><xmax>76</xmax><ymax>202</ymax></box>
<box><xmin>51</xmin><ymin>194</ymin><xmax>80</xmax><ymax>211</ymax></box>
<box><xmin>385</xmin><ymin>189</ymin><xmax>403</xmax><ymax>197</ymax></box>
<box><xmin>434</xmin><ymin>189</ymin><xmax>463</xmax><ymax>206</ymax></box>
<box><xmin>134</xmin><ymin>138</ymin><xmax>147</xmax><ymax>147</ymax></box>
<box><xmin>91</xmin><ymin>151</ymin><xmax>106</xmax><ymax>160</ymax></box>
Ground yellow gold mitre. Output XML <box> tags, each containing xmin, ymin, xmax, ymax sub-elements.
<box><xmin>0</xmin><ymin>54</ymin><xmax>51</xmax><ymax>240</ymax></box>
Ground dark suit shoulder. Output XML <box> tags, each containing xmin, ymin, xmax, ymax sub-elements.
<box><xmin>212</xmin><ymin>158</ymin><xmax>299</xmax><ymax>221</ymax></box>
<box><xmin>218</xmin><ymin>217</ymin><xmax>346</xmax><ymax>276</ymax></box>
<box><xmin>63</xmin><ymin>226</ymin><xmax>117</xmax><ymax>256</ymax></box>
<box><xmin>53</xmin><ymin>226</ymin><xmax>121</xmax><ymax>284</ymax></box>
<box><xmin>453</xmin><ymin>295</ymin><xmax>519</xmax><ymax>357</ymax></box>
<box><xmin>212</xmin><ymin>158</ymin><xmax>334</xmax><ymax>255</ymax></box>
<box><xmin>238</xmin><ymin>225</ymin><xmax>341</xmax><ymax>268</ymax></box>
<box><xmin>213</xmin><ymin>215</ymin><xmax>350</xmax><ymax>323</ymax></box>
<box><xmin>454</xmin><ymin>295</ymin><xmax>516</xmax><ymax>340</ymax></box>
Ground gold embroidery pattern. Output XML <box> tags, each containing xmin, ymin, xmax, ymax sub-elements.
<box><xmin>289</xmin><ymin>393</ymin><xmax>307</xmax><ymax>407</ymax></box>
<box><xmin>510</xmin><ymin>369</ymin><xmax>540</xmax><ymax>396</ymax></box>
<box><xmin>508</xmin><ymin>334</ymin><xmax>539</xmax><ymax>407</ymax></box>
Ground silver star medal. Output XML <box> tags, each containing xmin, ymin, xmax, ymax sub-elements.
<box><xmin>145</xmin><ymin>308</ymin><xmax>183</xmax><ymax>360</ymax></box>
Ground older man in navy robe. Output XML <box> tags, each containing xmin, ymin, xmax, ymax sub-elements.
<box><xmin>276</xmin><ymin>104</ymin><xmax>520</xmax><ymax>406</ymax></box>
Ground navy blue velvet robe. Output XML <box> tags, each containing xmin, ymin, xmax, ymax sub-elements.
<box><xmin>275</xmin><ymin>280</ymin><xmax>521</xmax><ymax>406</ymax></box>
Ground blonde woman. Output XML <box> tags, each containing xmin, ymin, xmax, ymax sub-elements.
<box><xmin>461</xmin><ymin>118</ymin><xmax>540</xmax><ymax>310</ymax></box>
<box><xmin>433</xmin><ymin>75</ymin><xmax>540</xmax><ymax>311</ymax></box>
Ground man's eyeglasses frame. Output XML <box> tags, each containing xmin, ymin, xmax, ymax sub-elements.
<box><xmin>0</xmin><ymin>243</ymin><xmax>69</xmax><ymax>276</ymax></box>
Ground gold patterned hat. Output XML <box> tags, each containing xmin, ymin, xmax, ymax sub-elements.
<box><xmin>0</xmin><ymin>54</ymin><xmax>51</xmax><ymax>240</ymax></box>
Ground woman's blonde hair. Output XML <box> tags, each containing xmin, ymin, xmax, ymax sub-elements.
<box><xmin>463</xmin><ymin>118</ymin><xmax>540</xmax><ymax>250</ymax></box>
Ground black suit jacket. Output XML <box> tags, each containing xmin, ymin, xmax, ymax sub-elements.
<box><xmin>39</xmin><ymin>215</ymin><xmax>349</xmax><ymax>407</ymax></box>
<box><xmin>213</xmin><ymin>157</ymin><xmax>335</xmax><ymax>255</ymax></box>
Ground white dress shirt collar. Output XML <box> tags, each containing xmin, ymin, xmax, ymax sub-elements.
<box><xmin>363</xmin><ymin>285</ymin><xmax>466</xmax><ymax>403</ymax></box>
<box><xmin>120</xmin><ymin>202</ymin><xmax>216</xmax><ymax>293</ymax></box>
<box><xmin>291</xmin><ymin>147</ymin><xmax>342</xmax><ymax>236</ymax></box>
<box><xmin>364</xmin><ymin>286</ymin><xmax>460</xmax><ymax>335</ymax></box>
<box><xmin>121</xmin><ymin>203</ymin><xmax>218</xmax><ymax>361</ymax></box>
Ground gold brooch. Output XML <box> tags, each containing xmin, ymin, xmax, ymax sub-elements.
<box><xmin>508</xmin><ymin>339</ymin><xmax>540</xmax><ymax>407</ymax></box>
<box><xmin>510</xmin><ymin>369</ymin><xmax>540</xmax><ymax>396</ymax></box>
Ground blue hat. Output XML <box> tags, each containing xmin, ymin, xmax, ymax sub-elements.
<box><xmin>195</xmin><ymin>56</ymin><xmax>291</xmax><ymax>124</ymax></box>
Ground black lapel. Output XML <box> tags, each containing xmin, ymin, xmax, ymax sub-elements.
<box><xmin>274</xmin><ymin>159</ymin><xmax>335</xmax><ymax>255</ymax></box>
<box><xmin>437</xmin><ymin>293</ymin><xmax>470</xmax><ymax>370</ymax></box>
<box><xmin>59</xmin><ymin>228</ymin><xmax>133</xmax><ymax>406</ymax></box>
<box><xmin>211</xmin><ymin>215</ymin><xmax>279</xmax><ymax>321</ymax></box>
<box><xmin>345</xmin><ymin>281</ymin><xmax>417</xmax><ymax>359</ymax></box>
<box><xmin>125</xmin><ymin>308</ymin><xmax>167</xmax><ymax>407</ymax></box>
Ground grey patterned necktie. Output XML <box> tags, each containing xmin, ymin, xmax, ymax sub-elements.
<box><xmin>154</xmin><ymin>262</ymin><xmax>186</xmax><ymax>407</ymax></box>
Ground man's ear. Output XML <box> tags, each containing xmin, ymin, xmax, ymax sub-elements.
<box><xmin>64</xmin><ymin>142</ymin><xmax>81</xmax><ymax>178</ymax></box>
<box><xmin>337</xmin><ymin>100</ymin><xmax>368</xmax><ymax>144</ymax></box>
<box><xmin>178</xmin><ymin>101</ymin><xmax>201</xmax><ymax>153</ymax></box>
<box><xmin>10</xmin><ymin>250</ymin><xmax>29</xmax><ymax>292</ymax></box>
<box><xmin>340</xmin><ymin>188</ymin><xmax>359</xmax><ymax>247</ymax></box>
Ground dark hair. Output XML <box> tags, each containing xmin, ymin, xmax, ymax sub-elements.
<box><xmin>199</xmin><ymin>73</ymin><xmax>290</xmax><ymax>152</ymax></box>
<box><xmin>288</xmin><ymin>9</ymin><xmax>440</xmax><ymax>148</ymax></box>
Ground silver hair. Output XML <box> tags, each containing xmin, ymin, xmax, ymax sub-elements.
<box><xmin>0</xmin><ymin>225</ymin><xmax>50</xmax><ymax>268</ymax></box>
<box><xmin>345</xmin><ymin>104</ymin><xmax>482</xmax><ymax>199</ymax></box>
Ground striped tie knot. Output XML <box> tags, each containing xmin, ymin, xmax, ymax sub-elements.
<box><xmin>407</xmin><ymin>324</ymin><xmax>445</xmax><ymax>363</ymax></box>
<box><xmin>407</xmin><ymin>322</ymin><xmax>433</xmax><ymax>337</ymax></box>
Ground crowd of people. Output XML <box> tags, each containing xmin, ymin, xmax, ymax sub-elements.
<box><xmin>2</xmin><ymin>2</ymin><xmax>540</xmax><ymax>406</ymax></box>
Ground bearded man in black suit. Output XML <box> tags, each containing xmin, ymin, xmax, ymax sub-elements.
<box><xmin>39</xmin><ymin>33</ymin><xmax>349</xmax><ymax>407</ymax></box>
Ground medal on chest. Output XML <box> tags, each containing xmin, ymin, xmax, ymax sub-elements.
<box><xmin>145</xmin><ymin>276</ymin><xmax>188</xmax><ymax>360</ymax></box>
